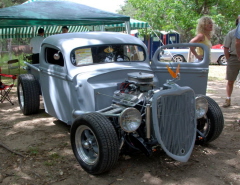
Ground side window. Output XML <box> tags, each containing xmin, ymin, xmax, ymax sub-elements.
<box><xmin>45</xmin><ymin>48</ymin><xmax>64</xmax><ymax>66</ymax></box>
<box><xmin>160</xmin><ymin>47</ymin><xmax>191</xmax><ymax>63</ymax></box>
<box><xmin>158</xmin><ymin>45</ymin><xmax>206</xmax><ymax>63</ymax></box>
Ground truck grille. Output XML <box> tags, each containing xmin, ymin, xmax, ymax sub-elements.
<box><xmin>152</xmin><ymin>86</ymin><xmax>196</xmax><ymax>162</ymax></box>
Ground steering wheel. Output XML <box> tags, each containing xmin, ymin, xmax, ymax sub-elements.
<box><xmin>116</xmin><ymin>54</ymin><xmax>130</xmax><ymax>61</ymax></box>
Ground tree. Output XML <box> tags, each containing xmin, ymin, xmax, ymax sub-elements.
<box><xmin>120</xmin><ymin>0</ymin><xmax>240</xmax><ymax>44</ymax></box>
<box><xmin>118</xmin><ymin>1</ymin><xmax>136</xmax><ymax>18</ymax></box>
<box><xmin>0</xmin><ymin>0</ymin><xmax>25</xmax><ymax>8</ymax></box>
<box><xmin>0</xmin><ymin>0</ymin><xmax>28</xmax><ymax>59</ymax></box>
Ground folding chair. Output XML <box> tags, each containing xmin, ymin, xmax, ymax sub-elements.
<box><xmin>0</xmin><ymin>67</ymin><xmax>17</xmax><ymax>105</ymax></box>
<box><xmin>7</xmin><ymin>59</ymin><xmax>20</xmax><ymax>75</ymax></box>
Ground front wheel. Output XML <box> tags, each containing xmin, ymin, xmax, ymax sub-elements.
<box><xmin>70</xmin><ymin>112</ymin><xmax>119</xmax><ymax>175</ymax></box>
<box><xmin>196</xmin><ymin>96</ymin><xmax>224</xmax><ymax>145</ymax></box>
<box><xmin>218</xmin><ymin>55</ymin><xmax>227</xmax><ymax>65</ymax></box>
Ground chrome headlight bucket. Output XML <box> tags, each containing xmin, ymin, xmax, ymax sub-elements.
<box><xmin>195</xmin><ymin>96</ymin><xmax>208</xmax><ymax>119</ymax></box>
<box><xmin>119</xmin><ymin>108</ymin><xmax>142</xmax><ymax>132</ymax></box>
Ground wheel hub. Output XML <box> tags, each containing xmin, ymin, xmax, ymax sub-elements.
<box><xmin>83</xmin><ymin>139</ymin><xmax>93</xmax><ymax>149</ymax></box>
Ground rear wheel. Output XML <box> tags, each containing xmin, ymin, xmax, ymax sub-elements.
<box><xmin>172</xmin><ymin>55</ymin><xmax>186</xmax><ymax>62</ymax></box>
<box><xmin>17</xmin><ymin>74</ymin><xmax>40</xmax><ymax>115</ymax></box>
<box><xmin>71</xmin><ymin>112</ymin><xmax>119</xmax><ymax>174</ymax></box>
<box><xmin>196</xmin><ymin>96</ymin><xmax>224</xmax><ymax>144</ymax></box>
<box><xmin>218</xmin><ymin>55</ymin><xmax>227</xmax><ymax>65</ymax></box>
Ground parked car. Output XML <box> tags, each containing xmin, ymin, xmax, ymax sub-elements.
<box><xmin>161</xmin><ymin>48</ymin><xmax>226</xmax><ymax>65</ymax></box>
<box><xmin>211</xmin><ymin>44</ymin><xmax>223</xmax><ymax>49</ymax></box>
<box><xmin>17</xmin><ymin>32</ymin><xmax>224</xmax><ymax>175</ymax></box>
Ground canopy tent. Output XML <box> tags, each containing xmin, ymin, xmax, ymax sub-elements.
<box><xmin>84</xmin><ymin>19</ymin><xmax>149</xmax><ymax>33</ymax></box>
<box><xmin>0</xmin><ymin>18</ymin><xmax>149</xmax><ymax>39</ymax></box>
<box><xmin>0</xmin><ymin>0</ymin><xmax>130</xmax><ymax>28</ymax></box>
<box><xmin>0</xmin><ymin>0</ymin><xmax>130</xmax><ymax>38</ymax></box>
<box><xmin>105</xmin><ymin>19</ymin><xmax>149</xmax><ymax>32</ymax></box>
<box><xmin>0</xmin><ymin>25</ymin><xmax>90</xmax><ymax>39</ymax></box>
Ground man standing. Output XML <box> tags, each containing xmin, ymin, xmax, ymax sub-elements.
<box><xmin>222</xmin><ymin>19</ymin><xmax>240</xmax><ymax>107</ymax></box>
<box><xmin>62</xmin><ymin>26</ymin><xmax>69</xmax><ymax>33</ymax></box>
<box><xmin>30</xmin><ymin>28</ymin><xmax>45</xmax><ymax>64</ymax></box>
<box><xmin>236</xmin><ymin>16</ymin><xmax>240</xmax><ymax>62</ymax></box>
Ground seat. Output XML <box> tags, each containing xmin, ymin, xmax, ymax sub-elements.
<box><xmin>7</xmin><ymin>59</ymin><xmax>20</xmax><ymax>75</ymax></box>
<box><xmin>0</xmin><ymin>67</ymin><xmax>17</xmax><ymax>105</ymax></box>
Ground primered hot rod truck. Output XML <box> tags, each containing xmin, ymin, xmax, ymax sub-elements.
<box><xmin>18</xmin><ymin>32</ymin><xmax>224</xmax><ymax>174</ymax></box>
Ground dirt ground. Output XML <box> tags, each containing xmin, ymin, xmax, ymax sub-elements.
<box><xmin>0</xmin><ymin>65</ymin><xmax>240</xmax><ymax>185</ymax></box>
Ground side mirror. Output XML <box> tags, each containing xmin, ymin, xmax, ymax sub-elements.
<box><xmin>53</xmin><ymin>51</ymin><xmax>61</xmax><ymax>60</ymax></box>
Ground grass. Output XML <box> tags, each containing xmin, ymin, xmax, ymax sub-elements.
<box><xmin>27</xmin><ymin>146</ymin><xmax>39</xmax><ymax>156</ymax></box>
<box><xmin>0</xmin><ymin>53</ymin><xmax>26</xmax><ymax>67</ymax></box>
<box><xmin>44</xmin><ymin>152</ymin><xmax>63</xmax><ymax>166</ymax></box>
<box><xmin>206</xmin><ymin>89</ymin><xmax>216</xmax><ymax>94</ymax></box>
<box><xmin>208</xmin><ymin>65</ymin><xmax>226</xmax><ymax>81</ymax></box>
<box><xmin>0</xmin><ymin>53</ymin><xmax>27</xmax><ymax>85</ymax></box>
<box><xmin>44</xmin><ymin>161</ymin><xmax>55</xmax><ymax>166</ymax></box>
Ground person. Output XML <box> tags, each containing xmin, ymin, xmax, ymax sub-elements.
<box><xmin>62</xmin><ymin>26</ymin><xmax>69</xmax><ymax>33</ymax></box>
<box><xmin>189</xmin><ymin>16</ymin><xmax>214</xmax><ymax>62</ymax></box>
<box><xmin>30</xmin><ymin>28</ymin><xmax>45</xmax><ymax>64</ymax></box>
<box><xmin>222</xmin><ymin>18</ymin><xmax>240</xmax><ymax>107</ymax></box>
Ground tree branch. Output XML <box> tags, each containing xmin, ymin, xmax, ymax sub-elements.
<box><xmin>0</xmin><ymin>142</ymin><xmax>25</xmax><ymax>157</ymax></box>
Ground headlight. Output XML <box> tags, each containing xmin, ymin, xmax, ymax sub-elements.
<box><xmin>119</xmin><ymin>108</ymin><xmax>141</xmax><ymax>132</ymax></box>
<box><xmin>195</xmin><ymin>96</ymin><xmax>208</xmax><ymax>119</ymax></box>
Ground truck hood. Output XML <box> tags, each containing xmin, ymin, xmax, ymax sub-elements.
<box><xmin>69</xmin><ymin>62</ymin><xmax>152</xmax><ymax>81</ymax></box>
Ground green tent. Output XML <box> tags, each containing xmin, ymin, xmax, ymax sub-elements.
<box><xmin>0</xmin><ymin>0</ymin><xmax>130</xmax><ymax>38</ymax></box>
<box><xmin>0</xmin><ymin>0</ymin><xmax>130</xmax><ymax>27</ymax></box>
<box><xmin>105</xmin><ymin>19</ymin><xmax>149</xmax><ymax>32</ymax></box>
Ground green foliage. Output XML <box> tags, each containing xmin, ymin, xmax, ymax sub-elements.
<box><xmin>118</xmin><ymin>1</ymin><xmax>136</xmax><ymax>18</ymax></box>
<box><xmin>27</xmin><ymin>146</ymin><xmax>39</xmax><ymax>156</ymax></box>
<box><xmin>44</xmin><ymin>152</ymin><xmax>63</xmax><ymax>166</ymax></box>
<box><xmin>0</xmin><ymin>0</ymin><xmax>25</xmax><ymax>8</ymax></box>
<box><xmin>0</xmin><ymin>53</ymin><xmax>26</xmax><ymax>67</ymax></box>
<box><xmin>121</xmin><ymin>0</ymin><xmax>240</xmax><ymax>44</ymax></box>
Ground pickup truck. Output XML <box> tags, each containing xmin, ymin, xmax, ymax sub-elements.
<box><xmin>17</xmin><ymin>32</ymin><xmax>224</xmax><ymax>175</ymax></box>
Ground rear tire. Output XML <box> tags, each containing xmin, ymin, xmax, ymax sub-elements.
<box><xmin>71</xmin><ymin>112</ymin><xmax>119</xmax><ymax>174</ymax></box>
<box><xmin>17</xmin><ymin>74</ymin><xmax>40</xmax><ymax>115</ymax></box>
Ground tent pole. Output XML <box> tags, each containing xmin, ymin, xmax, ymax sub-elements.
<box><xmin>100</xmin><ymin>25</ymin><xmax>105</xmax><ymax>31</ymax></box>
<box><xmin>125</xmin><ymin>21</ymin><xmax>131</xmax><ymax>34</ymax></box>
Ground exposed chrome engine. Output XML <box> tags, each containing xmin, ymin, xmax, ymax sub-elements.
<box><xmin>113</xmin><ymin>72</ymin><xmax>155</xmax><ymax>106</ymax></box>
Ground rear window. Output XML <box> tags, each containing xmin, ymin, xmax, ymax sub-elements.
<box><xmin>70</xmin><ymin>44</ymin><xmax>146</xmax><ymax>66</ymax></box>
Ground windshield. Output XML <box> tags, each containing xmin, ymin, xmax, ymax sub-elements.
<box><xmin>70</xmin><ymin>44</ymin><xmax>146</xmax><ymax>66</ymax></box>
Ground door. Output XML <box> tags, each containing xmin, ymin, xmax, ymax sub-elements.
<box><xmin>151</xmin><ymin>43</ymin><xmax>210</xmax><ymax>95</ymax></box>
<box><xmin>39</xmin><ymin>47</ymin><xmax>73</xmax><ymax>124</ymax></box>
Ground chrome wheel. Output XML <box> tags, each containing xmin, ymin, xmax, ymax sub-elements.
<box><xmin>173</xmin><ymin>55</ymin><xmax>185</xmax><ymax>62</ymax></box>
<box><xmin>17</xmin><ymin>74</ymin><xmax>40</xmax><ymax>115</ymax></box>
<box><xmin>70</xmin><ymin>113</ymin><xmax>119</xmax><ymax>174</ymax></box>
<box><xmin>218</xmin><ymin>55</ymin><xmax>227</xmax><ymax>65</ymax></box>
<box><xmin>196</xmin><ymin>96</ymin><xmax>224</xmax><ymax>145</ymax></box>
<box><xmin>18</xmin><ymin>83</ymin><xmax>24</xmax><ymax>108</ymax></box>
<box><xmin>75</xmin><ymin>125</ymin><xmax>99</xmax><ymax>165</ymax></box>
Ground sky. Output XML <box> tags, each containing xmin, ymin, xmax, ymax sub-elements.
<box><xmin>72</xmin><ymin>0</ymin><xmax>126</xmax><ymax>13</ymax></box>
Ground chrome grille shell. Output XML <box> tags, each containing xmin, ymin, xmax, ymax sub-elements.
<box><xmin>152</xmin><ymin>84</ymin><xmax>196</xmax><ymax>162</ymax></box>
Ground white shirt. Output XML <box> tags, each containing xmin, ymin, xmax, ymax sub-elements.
<box><xmin>30</xmin><ymin>35</ymin><xmax>45</xmax><ymax>54</ymax></box>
